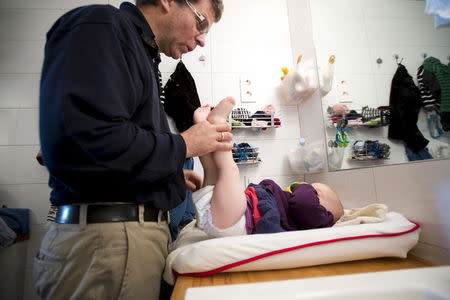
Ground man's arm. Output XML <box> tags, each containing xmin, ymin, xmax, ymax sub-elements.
<box><xmin>40</xmin><ymin>21</ymin><xmax>186</xmax><ymax>187</ymax></box>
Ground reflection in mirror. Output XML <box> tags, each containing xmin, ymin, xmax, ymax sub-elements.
<box><xmin>310</xmin><ymin>0</ymin><xmax>450</xmax><ymax>171</ymax></box>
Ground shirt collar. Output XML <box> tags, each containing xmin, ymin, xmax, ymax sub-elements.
<box><xmin>119</xmin><ymin>2</ymin><xmax>160</xmax><ymax>59</ymax></box>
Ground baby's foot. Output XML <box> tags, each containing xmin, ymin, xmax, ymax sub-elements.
<box><xmin>193</xmin><ymin>105</ymin><xmax>211</xmax><ymax>124</ymax></box>
<box><xmin>207</xmin><ymin>97</ymin><xmax>236</xmax><ymax>124</ymax></box>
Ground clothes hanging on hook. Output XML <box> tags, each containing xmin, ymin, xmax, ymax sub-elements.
<box><xmin>388</xmin><ymin>63</ymin><xmax>429</xmax><ymax>152</ymax></box>
<box><xmin>417</xmin><ymin>65</ymin><xmax>441</xmax><ymax>112</ymax></box>
<box><xmin>417</xmin><ymin>62</ymin><xmax>444</xmax><ymax>138</ymax></box>
<box><xmin>163</xmin><ymin>61</ymin><xmax>201</xmax><ymax>132</ymax></box>
<box><xmin>423</xmin><ymin>57</ymin><xmax>450</xmax><ymax>131</ymax></box>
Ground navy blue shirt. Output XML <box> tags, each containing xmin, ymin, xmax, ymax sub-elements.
<box><xmin>39</xmin><ymin>3</ymin><xmax>187</xmax><ymax>209</ymax></box>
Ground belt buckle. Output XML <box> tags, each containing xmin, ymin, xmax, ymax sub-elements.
<box><xmin>57</xmin><ymin>205</ymin><xmax>80</xmax><ymax>224</ymax></box>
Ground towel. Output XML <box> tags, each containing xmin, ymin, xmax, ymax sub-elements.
<box><xmin>334</xmin><ymin>204</ymin><xmax>388</xmax><ymax>226</ymax></box>
<box><xmin>428</xmin><ymin>139</ymin><xmax>450</xmax><ymax>159</ymax></box>
<box><xmin>425</xmin><ymin>0</ymin><xmax>450</xmax><ymax>28</ymax></box>
<box><xmin>0</xmin><ymin>208</ymin><xmax>29</xmax><ymax>235</ymax></box>
<box><xmin>0</xmin><ymin>217</ymin><xmax>17</xmax><ymax>248</ymax></box>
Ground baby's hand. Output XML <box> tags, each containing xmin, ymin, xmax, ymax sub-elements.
<box><xmin>183</xmin><ymin>169</ymin><xmax>203</xmax><ymax>192</ymax></box>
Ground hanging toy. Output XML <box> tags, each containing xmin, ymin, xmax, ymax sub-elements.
<box><xmin>335</xmin><ymin>119</ymin><xmax>350</xmax><ymax>147</ymax></box>
<box><xmin>336</xmin><ymin>130</ymin><xmax>349</xmax><ymax>147</ymax></box>
<box><xmin>280</xmin><ymin>54</ymin><xmax>318</xmax><ymax>103</ymax></box>
<box><xmin>320</xmin><ymin>55</ymin><xmax>336</xmax><ymax>96</ymax></box>
<box><xmin>280</xmin><ymin>67</ymin><xmax>290</xmax><ymax>81</ymax></box>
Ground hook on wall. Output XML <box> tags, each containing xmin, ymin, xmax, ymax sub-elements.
<box><xmin>393</xmin><ymin>54</ymin><xmax>403</xmax><ymax>64</ymax></box>
<box><xmin>422</xmin><ymin>53</ymin><xmax>428</xmax><ymax>60</ymax></box>
<box><xmin>376</xmin><ymin>58</ymin><xmax>383</xmax><ymax>64</ymax></box>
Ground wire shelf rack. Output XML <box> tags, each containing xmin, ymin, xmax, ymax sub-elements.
<box><xmin>326</xmin><ymin>106</ymin><xmax>390</xmax><ymax>128</ymax></box>
<box><xmin>233</xmin><ymin>142</ymin><xmax>261</xmax><ymax>164</ymax></box>
<box><xmin>229</xmin><ymin>107</ymin><xmax>281</xmax><ymax>129</ymax></box>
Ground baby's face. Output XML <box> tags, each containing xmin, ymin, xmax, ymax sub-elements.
<box><xmin>311</xmin><ymin>183</ymin><xmax>343</xmax><ymax>222</ymax></box>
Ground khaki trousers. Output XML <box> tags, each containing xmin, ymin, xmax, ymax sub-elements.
<box><xmin>33</xmin><ymin>205</ymin><xmax>170</xmax><ymax>300</ymax></box>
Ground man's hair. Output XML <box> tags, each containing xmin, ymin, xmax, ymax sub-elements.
<box><xmin>135</xmin><ymin>0</ymin><xmax>223</xmax><ymax>22</ymax></box>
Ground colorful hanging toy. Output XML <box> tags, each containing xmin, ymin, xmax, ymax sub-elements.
<box><xmin>280</xmin><ymin>67</ymin><xmax>289</xmax><ymax>81</ymax></box>
<box><xmin>335</xmin><ymin>120</ymin><xmax>350</xmax><ymax>147</ymax></box>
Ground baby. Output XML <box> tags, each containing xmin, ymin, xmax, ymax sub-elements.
<box><xmin>192</xmin><ymin>97</ymin><xmax>344</xmax><ymax>237</ymax></box>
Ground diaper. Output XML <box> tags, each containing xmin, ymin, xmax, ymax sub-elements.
<box><xmin>192</xmin><ymin>185</ymin><xmax>247</xmax><ymax>237</ymax></box>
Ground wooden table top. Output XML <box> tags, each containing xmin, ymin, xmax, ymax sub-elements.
<box><xmin>170</xmin><ymin>255</ymin><xmax>437</xmax><ymax>300</ymax></box>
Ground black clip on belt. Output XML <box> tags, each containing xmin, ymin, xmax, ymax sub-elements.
<box><xmin>55</xmin><ymin>204</ymin><xmax>167</xmax><ymax>224</ymax></box>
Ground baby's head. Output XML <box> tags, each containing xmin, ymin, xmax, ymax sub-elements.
<box><xmin>287</xmin><ymin>182</ymin><xmax>344</xmax><ymax>230</ymax></box>
<box><xmin>311</xmin><ymin>182</ymin><xmax>343</xmax><ymax>223</ymax></box>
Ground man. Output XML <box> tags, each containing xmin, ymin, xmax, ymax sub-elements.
<box><xmin>34</xmin><ymin>0</ymin><xmax>227</xmax><ymax>299</ymax></box>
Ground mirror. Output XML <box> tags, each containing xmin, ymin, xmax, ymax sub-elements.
<box><xmin>310</xmin><ymin>0</ymin><xmax>450</xmax><ymax>170</ymax></box>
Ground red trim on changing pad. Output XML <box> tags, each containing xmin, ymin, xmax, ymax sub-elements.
<box><xmin>173</xmin><ymin>221</ymin><xmax>420</xmax><ymax>277</ymax></box>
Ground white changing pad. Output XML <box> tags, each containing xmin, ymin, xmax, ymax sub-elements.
<box><xmin>164</xmin><ymin>212</ymin><xmax>420</xmax><ymax>284</ymax></box>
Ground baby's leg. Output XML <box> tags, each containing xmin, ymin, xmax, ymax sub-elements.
<box><xmin>206</xmin><ymin>98</ymin><xmax>247</xmax><ymax>229</ymax></box>
<box><xmin>193</xmin><ymin>105</ymin><xmax>218</xmax><ymax>186</ymax></box>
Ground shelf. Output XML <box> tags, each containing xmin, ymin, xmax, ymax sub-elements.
<box><xmin>350</xmin><ymin>156</ymin><xmax>390</xmax><ymax>161</ymax></box>
<box><xmin>231</xmin><ymin>124</ymin><xmax>281</xmax><ymax>129</ymax></box>
<box><xmin>235</xmin><ymin>158</ymin><xmax>262</xmax><ymax>165</ymax></box>
<box><xmin>233</xmin><ymin>142</ymin><xmax>260</xmax><ymax>165</ymax></box>
<box><xmin>326</xmin><ymin>105</ymin><xmax>390</xmax><ymax>128</ymax></box>
<box><xmin>229</xmin><ymin>107</ymin><xmax>281</xmax><ymax>130</ymax></box>
<box><xmin>351</xmin><ymin>140</ymin><xmax>391</xmax><ymax>160</ymax></box>
<box><xmin>327</xmin><ymin>121</ymin><xmax>389</xmax><ymax>128</ymax></box>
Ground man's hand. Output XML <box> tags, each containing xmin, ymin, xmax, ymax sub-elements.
<box><xmin>183</xmin><ymin>169</ymin><xmax>203</xmax><ymax>192</ymax></box>
<box><xmin>180</xmin><ymin>121</ymin><xmax>233</xmax><ymax>158</ymax></box>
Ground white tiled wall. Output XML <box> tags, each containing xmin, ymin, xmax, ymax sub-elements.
<box><xmin>0</xmin><ymin>74</ymin><xmax>40</xmax><ymax>108</ymax></box>
<box><xmin>311</xmin><ymin>0</ymin><xmax>450</xmax><ymax>169</ymax></box>
<box><xmin>1</xmin><ymin>1</ymin><xmax>449</xmax><ymax>299</ymax></box>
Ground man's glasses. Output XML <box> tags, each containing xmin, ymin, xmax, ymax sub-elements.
<box><xmin>185</xmin><ymin>0</ymin><xmax>209</xmax><ymax>34</ymax></box>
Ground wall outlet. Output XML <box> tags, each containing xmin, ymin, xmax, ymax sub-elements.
<box><xmin>240</xmin><ymin>75</ymin><xmax>256</xmax><ymax>103</ymax></box>
<box><xmin>338</xmin><ymin>79</ymin><xmax>352</xmax><ymax>103</ymax></box>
